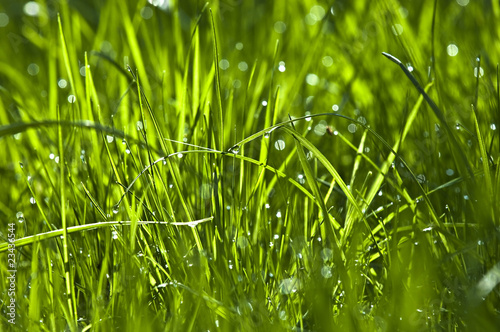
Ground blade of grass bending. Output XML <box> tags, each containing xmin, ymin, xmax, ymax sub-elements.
<box><xmin>210</xmin><ymin>9</ymin><xmax>223</xmax><ymax>151</ymax></box>
<box><xmin>0</xmin><ymin>218</ymin><xmax>213</xmax><ymax>253</ymax></box>
<box><xmin>81</xmin><ymin>182</ymin><xmax>108</xmax><ymax>221</ymax></box>
<box><xmin>288</xmin><ymin>115</ymin><xmax>343</xmax><ymax>257</ymax></box>
<box><xmin>471</xmin><ymin>104</ymin><xmax>494</xmax><ymax>217</ymax></box>
<box><xmin>57</xmin><ymin>14</ymin><xmax>76</xmax><ymax>99</ymax></box>
<box><xmin>57</xmin><ymin>106</ymin><xmax>77</xmax><ymax>330</ymax></box>
<box><xmin>279</xmin><ymin>126</ymin><xmax>379</xmax><ymax>249</ymax></box>
<box><xmin>382</xmin><ymin>52</ymin><xmax>475</xmax><ymax>180</ymax></box>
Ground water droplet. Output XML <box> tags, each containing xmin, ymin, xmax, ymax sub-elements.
<box><xmin>264</xmin><ymin>132</ymin><xmax>270</xmax><ymax>138</ymax></box>
<box><xmin>276</xmin><ymin>210</ymin><xmax>282</xmax><ymax>218</ymax></box>
<box><xmin>106</xmin><ymin>135</ymin><xmax>114</xmax><ymax>143</ymax></box>
<box><xmin>30</xmin><ymin>197</ymin><xmax>36</xmax><ymax>204</ymax></box>
<box><xmin>278</xmin><ymin>61</ymin><xmax>286</xmax><ymax>72</ymax></box>
<box><xmin>16</xmin><ymin>211</ymin><xmax>25</xmax><ymax>223</ymax></box>
<box><xmin>136</xmin><ymin>121</ymin><xmax>144</xmax><ymax>130</ymax></box>
<box><xmin>274</xmin><ymin>139</ymin><xmax>286</xmax><ymax>151</ymax></box>
<box><xmin>321</xmin><ymin>265</ymin><xmax>333</xmax><ymax>278</ymax></box>
<box><xmin>297</xmin><ymin>174</ymin><xmax>305</xmax><ymax>184</ymax></box>
<box><xmin>19</xmin><ymin>162</ymin><xmax>24</xmax><ymax>168</ymax></box>
<box><xmin>112</xmin><ymin>230</ymin><xmax>118</xmax><ymax>239</ymax></box>
<box><xmin>229</xmin><ymin>145</ymin><xmax>240</xmax><ymax>154</ymax></box>
<box><xmin>112</xmin><ymin>205</ymin><xmax>119</xmax><ymax>214</ymax></box>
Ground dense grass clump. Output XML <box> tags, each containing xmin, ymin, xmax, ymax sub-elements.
<box><xmin>1</xmin><ymin>0</ymin><xmax>499</xmax><ymax>330</ymax></box>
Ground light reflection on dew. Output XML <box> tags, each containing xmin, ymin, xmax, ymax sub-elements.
<box><xmin>391</xmin><ymin>24</ymin><xmax>403</xmax><ymax>36</ymax></box>
<box><xmin>140</xmin><ymin>6</ymin><xmax>154</xmax><ymax>19</ymax></box>
<box><xmin>347</xmin><ymin>123</ymin><xmax>357</xmax><ymax>133</ymax></box>
<box><xmin>16</xmin><ymin>212</ymin><xmax>24</xmax><ymax>223</ymax></box>
<box><xmin>106</xmin><ymin>135</ymin><xmax>114</xmax><ymax>143</ymax></box>
<box><xmin>274</xmin><ymin>139</ymin><xmax>286</xmax><ymax>151</ymax></box>
<box><xmin>297</xmin><ymin>174</ymin><xmax>305</xmax><ymax>184</ymax></box>
<box><xmin>314</xmin><ymin>123</ymin><xmax>327</xmax><ymax>136</ymax></box>
<box><xmin>24</xmin><ymin>2</ymin><xmax>40</xmax><ymax>16</ymax></box>
<box><xmin>332</xmin><ymin>104</ymin><xmax>339</xmax><ymax>111</ymax></box>
<box><xmin>58</xmin><ymin>79</ymin><xmax>68</xmax><ymax>88</ymax></box>
<box><xmin>446</xmin><ymin>169</ymin><xmax>454</xmax><ymax>176</ymax></box>
<box><xmin>322</xmin><ymin>56</ymin><xmax>333</xmax><ymax>67</ymax></box>
<box><xmin>456</xmin><ymin>0</ymin><xmax>469</xmax><ymax>6</ymax></box>
<box><xmin>79</xmin><ymin>66</ymin><xmax>86</xmax><ymax>77</ymax></box>
<box><xmin>262</xmin><ymin>100</ymin><xmax>268</xmax><ymax>106</ymax></box>
<box><xmin>0</xmin><ymin>13</ymin><xmax>9</xmax><ymax>27</ymax></box>
<box><xmin>235</xmin><ymin>42</ymin><xmax>243</xmax><ymax>50</ymax></box>
<box><xmin>147</xmin><ymin>0</ymin><xmax>170</xmax><ymax>11</ymax></box>
<box><xmin>27</xmin><ymin>63</ymin><xmax>39</xmax><ymax>76</ymax></box>
<box><xmin>49</xmin><ymin>153</ymin><xmax>55</xmax><ymax>159</ymax></box>
<box><xmin>276</xmin><ymin>210</ymin><xmax>282</xmax><ymax>218</ymax></box>
<box><xmin>30</xmin><ymin>197</ymin><xmax>36</xmax><ymax>204</ymax></box>
<box><xmin>474</xmin><ymin>66</ymin><xmax>484</xmax><ymax>78</ymax></box>
<box><xmin>306</xmin><ymin>73</ymin><xmax>319</xmax><ymax>86</ymax></box>
<box><xmin>112</xmin><ymin>230</ymin><xmax>118</xmax><ymax>240</ymax></box>
<box><xmin>238</xmin><ymin>61</ymin><xmax>248</xmax><ymax>71</ymax></box>
<box><xmin>321</xmin><ymin>266</ymin><xmax>333</xmax><ymax>278</ymax></box>
<box><xmin>136</xmin><ymin>121</ymin><xmax>144</xmax><ymax>130</ymax></box>
<box><xmin>68</xmin><ymin>95</ymin><xmax>76</xmax><ymax>103</ymax></box>
<box><xmin>490</xmin><ymin>124</ymin><xmax>496</xmax><ymax>130</ymax></box>
<box><xmin>278</xmin><ymin>61</ymin><xmax>286</xmax><ymax>72</ymax></box>
<box><xmin>274</xmin><ymin>21</ymin><xmax>286</xmax><ymax>33</ymax></box>
<box><xmin>305</xmin><ymin>111</ymin><xmax>311</xmax><ymax>121</ymax></box>
<box><xmin>447</xmin><ymin>44</ymin><xmax>459</xmax><ymax>56</ymax></box>
<box><xmin>219</xmin><ymin>59</ymin><xmax>229</xmax><ymax>70</ymax></box>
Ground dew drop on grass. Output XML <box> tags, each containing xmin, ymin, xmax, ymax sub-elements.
<box><xmin>474</xmin><ymin>66</ymin><xmax>484</xmax><ymax>78</ymax></box>
<box><xmin>447</xmin><ymin>44</ymin><xmax>459</xmax><ymax>56</ymax></box>
<box><xmin>490</xmin><ymin>123</ymin><xmax>496</xmax><ymax>130</ymax></box>
<box><xmin>106</xmin><ymin>135</ymin><xmax>114</xmax><ymax>143</ymax></box>
<box><xmin>321</xmin><ymin>266</ymin><xmax>333</xmax><ymax>278</ymax></box>
<box><xmin>16</xmin><ymin>211</ymin><xmax>24</xmax><ymax>223</ymax></box>
<box><xmin>30</xmin><ymin>197</ymin><xmax>36</xmax><ymax>204</ymax></box>
<box><xmin>136</xmin><ymin>121</ymin><xmax>143</xmax><ymax>130</ymax></box>
<box><xmin>262</xmin><ymin>100</ymin><xmax>268</xmax><ymax>106</ymax></box>
<box><xmin>265</xmin><ymin>203</ymin><xmax>270</xmax><ymax>209</ymax></box>
<box><xmin>229</xmin><ymin>145</ymin><xmax>240</xmax><ymax>154</ymax></box>
<box><xmin>278</xmin><ymin>61</ymin><xmax>286</xmax><ymax>72</ymax></box>
<box><xmin>68</xmin><ymin>95</ymin><xmax>76</xmax><ymax>103</ymax></box>
<box><xmin>112</xmin><ymin>205</ymin><xmax>119</xmax><ymax>214</ymax></box>
<box><xmin>274</xmin><ymin>139</ymin><xmax>286</xmax><ymax>151</ymax></box>
<box><xmin>219</xmin><ymin>59</ymin><xmax>229</xmax><ymax>70</ymax></box>
<box><xmin>27</xmin><ymin>63</ymin><xmax>39</xmax><ymax>76</ymax></box>
<box><xmin>264</xmin><ymin>132</ymin><xmax>270</xmax><ymax>138</ymax></box>
<box><xmin>297</xmin><ymin>174</ymin><xmax>305</xmax><ymax>184</ymax></box>
<box><xmin>348</xmin><ymin>123</ymin><xmax>357</xmax><ymax>133</ymax></box>
<box><xmin>112</xmin><ymin>230</ymin><xmax>118</xmax><ymax>240</ymax></box>
<box><xmin>276</xmin><ymin>210</ymin><xmax>282</xmax><ymax>218</ymax></box>
<box><xmin>273</xmin><ymin>21</ymin><xmax>286</xmax><ymax>33</ymax></box>
<box><xmin>58</xmin><ymin>79</ymin><xmax>68</xmax><ymax>88</ymax></box>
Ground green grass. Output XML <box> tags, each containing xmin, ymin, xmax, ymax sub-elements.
<box><xmin>1</xmin><ymin>0</ymin><xmax>499</xmax><ymax>330</ymax></box>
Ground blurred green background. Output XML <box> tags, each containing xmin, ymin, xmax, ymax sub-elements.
<box><xmin>0</xmin><ymin>0</ymin><xmax>499</xmax><ymax>331</ymax></box>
